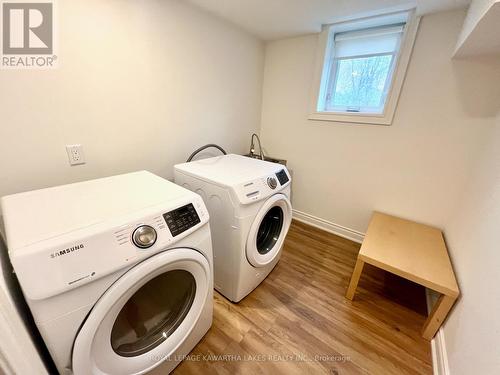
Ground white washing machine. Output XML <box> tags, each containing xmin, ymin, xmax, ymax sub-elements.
<box><xmin>1</xmin><ymin>171</ymin><xmax>213</xmax><ymax>375</ymax></box>
<box><xmin>174</xmin><ymin>154</ymin><xmax>292</xmax><ymax>302</ymax></box>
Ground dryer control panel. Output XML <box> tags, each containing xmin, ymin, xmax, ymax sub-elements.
<box><xmin>163</xmin><ymin>203</ymin><xmax>201</xmax><ymax>237</ymax></box>
<box><xmin>9</xmin><ymin>195</ymin><xmax>210</xmax><ymax>301</ymax></box>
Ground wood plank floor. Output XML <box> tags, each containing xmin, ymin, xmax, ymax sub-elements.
<box><xmin>173</xmin><ymin>220</ymin><xmax>432</xmax><ymax>375</ymax></box>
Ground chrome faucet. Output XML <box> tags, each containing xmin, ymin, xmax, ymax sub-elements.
<box><xmin>249</xmin><ymin>133</ymin><xmax>264</xmax><ymax>160</ymax></box>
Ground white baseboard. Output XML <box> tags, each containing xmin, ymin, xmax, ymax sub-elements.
<box><xmin>292</xmin><ymin>209</ymin><xmax>365</xmax><ymax>243</ymax></box>
<box><xmin>426</xmin><ymin>291</ymin><xmax>450</xmax><ymax>375</ymax></box>
<box><xmin>431</xmin><ymin>328</ymin><xmax>450</xmax><ymax>375</ymax></box>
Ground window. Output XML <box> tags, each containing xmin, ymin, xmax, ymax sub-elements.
<box><xmin>326</xmin><ymin>25</ymin><xmax>403</xmax><ymax>113</ymax></box>
<box><xmin>309</xmin><ymin>10</ymin><xmax>420</xmax><ymax>125</ymax></box>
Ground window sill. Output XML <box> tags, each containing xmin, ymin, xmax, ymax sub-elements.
<box><xmin>308</xmin><ymin>111</ymin><xmax>392</xmax><ymax>125</ymax></box>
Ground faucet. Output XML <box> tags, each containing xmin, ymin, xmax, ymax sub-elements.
<box><xmin>249</xmin><ymin>133</ymin><xmax>264</xmax><ymax>160</ymax></box>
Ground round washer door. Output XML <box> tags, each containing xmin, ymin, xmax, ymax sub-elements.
<box><xmin>72</xmin><ymin>248</ymin><xmax>210</xmax><ymax>375</ymax></box>
<box><xmin>246</xmin><ymin>194</ymin><xmax>292</xmax><ymax>267</ymax></box>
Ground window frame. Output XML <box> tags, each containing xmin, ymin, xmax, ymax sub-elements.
<box><xmin>309</xmin><ymin>9</ymin><xmax>420</xmax><ymax>125</ymax></box>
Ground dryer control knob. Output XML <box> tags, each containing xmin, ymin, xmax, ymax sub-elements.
<box><xmin>267</xmin><ymin>177</ymin><xmax>278</xmax><ymax>190</ymax></box>
<box><xmin>132</xmin><ymin>225</ymin><xmax>157</xmax><ymax>249</ymax></box>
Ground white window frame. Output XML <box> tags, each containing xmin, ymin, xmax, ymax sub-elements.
<box><xmin>309</xmin><ymin>9</ymin><xmax>420</xmax><ymax>125</ymax></box>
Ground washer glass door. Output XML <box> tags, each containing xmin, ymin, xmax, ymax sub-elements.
<box><xmin>256</xmin><ymin>206</ymin><xmax>285</xmax><ymax>255</ymax></box>
<box><xmin>72</xmin><ymin>248</ymin><xmax>210</xmax><ymax>375</ymax></box>
<box><xmin>246</xmin><ymin>194</ymin><xmax>292</xmax><ymax>267</ymax></box>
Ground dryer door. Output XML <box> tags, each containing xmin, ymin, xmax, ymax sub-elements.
<box><xmin>246</xmin><ymin>194</ymin><xmax>292</xmax><ymax>267</ymax></box>
<box><xmin>72</xmin><ymin>248</ymin><xmax>210</xmax><ymax>375</ymax></box>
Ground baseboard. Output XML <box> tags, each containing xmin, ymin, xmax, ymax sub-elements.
<box><xmin>292</xmin><ymin>209</ymin><xmax>365</xmax><ymax>243</ymax></box>
<box><xmin>426</xmin><ymin>290</ymin><xmax>450</xmax><ymax>375</ymax></box>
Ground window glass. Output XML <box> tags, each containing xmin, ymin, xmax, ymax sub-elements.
<box><xmin>323</xmin><ymin>24</ymin><xmax>404</xmax><ymax>114</ymax></box>
<box><xmin>329</xmin><ymin>54</ymin><xmax>394</xmax><ymax>112</ymax></box>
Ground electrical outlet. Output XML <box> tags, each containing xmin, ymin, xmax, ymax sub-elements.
<box><xmin>66</xmin><ymin>144</ymin><xmax>86</xmax><ymax>166</ymax></box>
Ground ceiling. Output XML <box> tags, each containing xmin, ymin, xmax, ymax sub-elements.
<box><xmin>186</xmin><ymin>0</ymin><xmax>471</xmax><ymax>40</ymax></box>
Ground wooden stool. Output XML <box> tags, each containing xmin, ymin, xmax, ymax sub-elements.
<box><xmin>346</xmin><ymin>212</ymin><xmax>460</xmax><ymax>340</ymax></box>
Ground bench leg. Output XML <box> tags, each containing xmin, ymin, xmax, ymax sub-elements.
<box><xmin>422</xmin><ymin>294</ymin><xmax>456</xmax><ymax>340</ymax></box>
<box><xmin>346</xmin><ymin>258</ymin><xmax>364</xmax><ymax>300</ymax></box>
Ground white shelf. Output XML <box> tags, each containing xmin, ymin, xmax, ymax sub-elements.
<box><xmin>454</xmin><ymin>0</ymin><xmax>500</xmax><ymax>58</ymax></box>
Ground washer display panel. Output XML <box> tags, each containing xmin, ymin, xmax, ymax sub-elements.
<box><xmin>111</xmin><ymin>270</ymin><xmax>196</xmax><ymax>357</ymax></box>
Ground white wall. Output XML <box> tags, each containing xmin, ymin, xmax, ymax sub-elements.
<box><xmin>0</xmin><ymin>0</ymin><xmax>264</xmax><ymax>199</ymax></box>
<box><xmin>441</xmin><ymin>111</ymin><xmax>500</xmax><ymax>374</ymax></box>
<box><xmin>259</xmin><ymin>9</ymin><xmax>500</xmax><ymax>234</ymax></box>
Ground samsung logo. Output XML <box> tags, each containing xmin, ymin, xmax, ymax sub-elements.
<box><xmin>50</xmin><ymin>244</ymin><xmax>84</xmax><ymax>259</ymax></box>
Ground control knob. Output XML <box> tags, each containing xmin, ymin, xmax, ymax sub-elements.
<box><xmin>132</xmin><ymin>225</ymin><xmax>157</xmax><ymax>248</ymax></box>
<box><xmin>267</xmin><ymin>177</ymin><xmax>278</xmax><ymax>189</ymax></box>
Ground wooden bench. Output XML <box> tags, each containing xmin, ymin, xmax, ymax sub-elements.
<box><xmin>346</xmin><ymin>212</ymin><xmax>460</xmax><ymax>340</ymax></box>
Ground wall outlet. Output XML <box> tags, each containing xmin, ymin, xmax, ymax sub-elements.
<box><xmin>66</xmin><ymin>144</ymin><xmax>86</xmax><ymax>166</ymax></box>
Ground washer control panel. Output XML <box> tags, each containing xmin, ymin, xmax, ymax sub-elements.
<box><xmin>163</xmin><ymin>203</ymin><xmax>201</xmax><ymax>237</ymax></box>
<box><xmin>233</xmin><ymin>167</ymin><xmax>291</xmax><ymax>204</ymax></box>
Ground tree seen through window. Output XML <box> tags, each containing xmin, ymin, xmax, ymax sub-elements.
<box><xmin>330</xmin><ymin>54</ymin><xmax>393</xmax><ymax>111</ymax></box>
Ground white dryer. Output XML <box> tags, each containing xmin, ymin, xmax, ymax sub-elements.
<box><xmin>1</xmin><ymin>171</ymin><xmax>213</xmax><ymax>375</ymax></box>
<box><xmin>174</xmin><ymin>154</ymin><xmax>292</xmax><ymax>302</ymax></box>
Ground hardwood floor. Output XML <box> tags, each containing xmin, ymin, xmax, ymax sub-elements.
<box><xmin>173</xmin><ymin>220</ymin><xmax>432</xmax><ymax>375</ymax></box>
